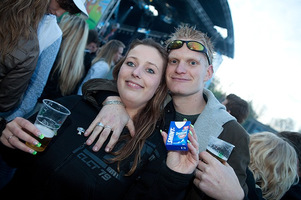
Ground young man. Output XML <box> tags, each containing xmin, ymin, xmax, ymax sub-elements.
<box><xmin>222</xmin><ymin>93</ymin><xmax>249</xmax><ymax>124</ymax></box>
<box><xmin>48</xmin><ymin>0</ymin><xmax>88</xmax><ymax>17</ymax></box>
<box><xmin>162</xmin><ymin>25</ymin><xmax>249</xmax><ymax>199</ymax></box>
<box><xmin>81</xmin><ymin>25</ymin><xmax>250</xmax><ymax>199</ymax></box>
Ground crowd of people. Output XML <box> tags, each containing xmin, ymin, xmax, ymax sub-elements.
<box><xmin>0</xmin><ymin>1</ymin><xmax>300</xmax><ymax>200</ymax></box>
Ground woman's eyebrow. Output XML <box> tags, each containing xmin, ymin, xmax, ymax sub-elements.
<box><xmin>127</xmin><ymin>56</ymin><xmax>159</xmax><ymax>70</ymax></box>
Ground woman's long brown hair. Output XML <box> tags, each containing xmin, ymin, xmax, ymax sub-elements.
<box><xmin>0</xmin><ymin>0</ymin><xmax>49</xmax><ymax>58</ymax></box>
<box><xmin>110</xmin><ymin>38</ymin><xmax>168</xmax><ymax>175</ymax></box>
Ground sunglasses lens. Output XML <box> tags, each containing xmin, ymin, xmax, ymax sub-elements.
<box><xmin>168</xmin><ymin>40</ymin><xmax>184</xmax><ymax>50</ymax></box>
<box><xmin>187</xmin><ymin>42</ymin><xmax>205</xmax><ymax>51</ymax></box>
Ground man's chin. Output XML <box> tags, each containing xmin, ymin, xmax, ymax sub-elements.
<box><xmin>169</xmin><ymin>89</ymin><xmax>187</xmax><ymax>97</ymax></box>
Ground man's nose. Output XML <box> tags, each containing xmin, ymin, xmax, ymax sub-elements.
<box><xmin>55</xmin><ymin>10</ymin><xmax>66</xmax><ymax>17</ymax></box>
<box><xmin>175</xmin><ymin>62</ymin><xmax>186</xmax><ymax>74</ymax></box>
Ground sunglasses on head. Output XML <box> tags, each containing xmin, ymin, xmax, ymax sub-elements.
<box><xmin>167</xmin><ymin>40</ymin><xmax>211</xmax><ymax>65</ymax></box>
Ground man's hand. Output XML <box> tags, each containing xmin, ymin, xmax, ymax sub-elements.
<box><xmin>161</xmin><ymin>125</ymin><xmax>199</xmax><ymax>174</ymax></box>
<box><xmin>84</xmin><ymin>96</ymin><xmax>135</xmax><ymax>152</ymax></box>
<box><xmin>194</xmin><ymin>151</ymin><xmax>244</xmax><ymax>200</ymax></box>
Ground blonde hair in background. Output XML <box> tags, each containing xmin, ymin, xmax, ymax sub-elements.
<box><xmin>53</xmin><ymin>14</ymin><xmax>89</xmax><ymax>96</ymax></box>
<box><xmin>0</xmin><ymin>0</ymin><xmax>49</xmax><ymax>57</ymax></box>
<box><xmin>165</xmin><ymin>24</ymin><xmax>214</xmax><ymax>67</ymax></box>
<box><xmin>249</xmin><ymin>132</ymin><xmax>299</xmax><ymax>200</ymax></box>
<box><xmin>91</xmin><ymin>39</ymin><xmax>125</xmax><ymax>67</ymax></box>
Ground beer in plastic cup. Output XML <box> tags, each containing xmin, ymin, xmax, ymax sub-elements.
<box><xmin>206</xmin><ymin>136</ymin><xmax>235</xmax><ymax>163</ymax></box>
<box><xmin>26</xmin><ymin>99</ymin><xmax>70</xmax><ymax>152</ymax></box>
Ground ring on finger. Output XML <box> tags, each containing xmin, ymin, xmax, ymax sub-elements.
<box><xmin>97</xmin><ymin>122</ymin><xmax>104</xmax><ymax>127</ymax></box>
<box><xmin>104</xmin><ymin>125</ymin><xmax>112</xmax><ymax>129</ymax></box>
<box><xmin>7</xmin><ymin>134</ymin><xmax>14</xmax><ymax>142</ymax></box>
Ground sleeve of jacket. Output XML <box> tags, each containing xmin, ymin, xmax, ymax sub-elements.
<box><xmin>5</xmin><ymin>37</ymin><xmax>62</xmax><ymax>121</ymax></box>
<box><xmin>124</xmin><ymin>162</ymin><xmax>194</xmax><ymax>200</ymax></box>
<box><xmin>77</xmin><ymin>61</ymin><xmax>110</xmax><ymax>95</ymax></box>
<box><xmin>219</xmin><ymin>120</ymin><xmax>250</xmax><ymax>195</ymax></box>
<box><xmin>88</xmin><ymin>61</ymin><xmax>110</xmax><ymax>79</ymax></box>
<box><xmin>245</xmin><ymin>167</ymin><xmax>265</xmax><ymax>200</ymax></box>
<box><xmin>0</xmin><ymin>37</ymin><xmax>39</xmax><ymax>112</ymax></box>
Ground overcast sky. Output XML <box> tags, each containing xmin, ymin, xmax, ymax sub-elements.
<box><xmin>214</xmin><ymin>0</ymin><xmax>301</xmax><ymax>131</ymax></box>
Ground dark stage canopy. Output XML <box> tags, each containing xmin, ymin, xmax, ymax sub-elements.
<box><xmin>110</xmin><ymin>0</ymin><xmax>234</xmax><ymax>58</ymax></box>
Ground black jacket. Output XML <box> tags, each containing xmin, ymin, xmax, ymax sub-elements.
<box><xmin>281</xmin><ymin>179</ymin><xmax>301</xmax><ymax>200</ymax></box>
<box><xmin>0</xmin><ymin>89</ymin><xmax>193</xmax><ymax>200</ymax></box>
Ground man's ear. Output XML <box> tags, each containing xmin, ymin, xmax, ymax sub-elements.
<box><xmin>204</xmin><ymin>65</ymin><xmax>214</xmax><ymax>82</ymax></box>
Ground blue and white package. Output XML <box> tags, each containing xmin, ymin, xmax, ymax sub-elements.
<box><xmin>166</xmin><ymin>121</ymin><xmax>191</xmax><ymax>151</ymax></box>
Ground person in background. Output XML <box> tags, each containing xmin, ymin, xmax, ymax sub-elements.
<box><xmin>1</xmin><ymin>0</ymin><xmax>89</xmax><ymax>122</ymax></box>
<box><xmin>0</xmin><ymin>0</ymin><xmax>89</xmax><ymax>190</ymax></box>
<box><xmin>0</xmin><ymin>0</ymin><xmax>49</xmax><ymax>190</ymax></box>
<box><xmin>249</xmin><ymin>131</ymin><xmax>299</xmax><ymax>200</ymax></box>
<box><xmin>0</xmin><ymin>0</ymin><xmax>48</xmax><ymax>114</ymax></box>
<box><xmin>81</xmin><ymin>24</ymin><xmax>250</xmax><ymax>199</ymax></box>
<box><xmin>222</xmin><ymin>93</ymin><xmax>249</xmax><ymax>124</ymax></box>
<box><xmin>39</xmin><ymin>14</ymin><xmax>89</xmax><ymax>101</ymax></box>
<box><xmin>277</xmin><ymin>131</ymin><xmax>301</xmax><ymax>200</ymax></box>
<box><xmin>48</xmin><ymin>0</ymin><xmax>88</xmax><ymax>17</ymax></box>
<box><xmin>84</xmin><ymin>29</ymin><xmax>100</xmax><ymax>73</ymax></box>
<box><xmin>4</xmin><ymin>15</ymin><xmax>62</xmax><ymax>121</ymax></box>
<box><xmin>103</xmin><ymin>23</ymin><xmax>120</xmax><ymax>42</ymax></box>
<box><xmin>77</xmin><ymin>39</ymin><xmax>125</xmax><ymax>95</ymax></box>
<box><xmin>0</xmin><ymin>38</ymin><xmax>199</xmax><ymax>200</ymax></box>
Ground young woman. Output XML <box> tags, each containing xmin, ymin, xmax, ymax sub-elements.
<box><xmin>39</xmin><ymin>14</ymin><xmax>89</xmax><ymax>100</ymax></box>
<box><xmin>0</xmin><ymin>0</ymin><xmax>49</xmax><ymax>113</ymax></box>
<box><xmin>77</xmin><ymin>39</ymin><xmax>125</xmax><ymax>95</ymax></box>
<box><xmin>0</xmin><ymin>39</ymin><xmax>198</xmax><ymax>199</ymax></box>
<box><xmin>249</xmin><ymin>131</ymin><xmax>299</xmax><ymax>200</ymax></box>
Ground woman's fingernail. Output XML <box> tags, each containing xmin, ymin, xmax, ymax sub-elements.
<box><xmin>39</xmin><ymin>134</ymin><xmax>44</xmax><ymax>139</ymax></box>
<box><xmin>35</xmin><ymin>142</ymin><xmax>42</xmax><ymax>147</ymax></box>
<box><xmin>183</xmin><ymin>118</ymin><xmax>187</xmax><ymax>121</ymax></box>
<box><xmin>190</xmin><ymin>124</ymin><xmax>194</xmax><ymax>128</ymax></box>
<box><xmin>187</xmin><ymin>140</ymin><xmax>191</xmax><ymax>144</ymax></box>
<box><xmin>86</xmin><ymin>139</ymin><xmax>92</xmax><ymax>145</ymax></box>
<box><xmin>29</xmin><ymin>149</ymin><xmax>37</xmax><ymax>155</ymax></box>
<box><xmin>160</xmin><ymin>129</ymin><xmax>163</xmax><ymax>133</ymax></box>
<box><xmin>189</xmin><ymin>130</ymin><xmax>193</xmax><ymax>136</ymax></box>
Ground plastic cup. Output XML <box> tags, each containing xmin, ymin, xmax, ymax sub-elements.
<box><xmin>26</xmin><ymin>99</ymin><xmax>71</xmax><ymax>152</ymax></box>
<box><xmin>206</xmin><ymin>136</ymin><xmax>235</xmax><ymax>163</ymax></box>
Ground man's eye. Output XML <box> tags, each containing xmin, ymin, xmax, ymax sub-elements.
<box><xmin>146</xmin><ymin>68</ymin><xmax>155</xmax><ymax>74</ymax></box>
<box><xmin>190</xmin><ymin>61</ymin><xmax>197</xmax><ymax>65</ymax></box>
<box><xmin>169</xmin><ymin>59</ymin><xmax>178</xmax><ymax>64</ymax></box>
<box><xmin>126</xmin><ymin>61</ymin><xmax>135</xmax><ymax>67</ymax></box>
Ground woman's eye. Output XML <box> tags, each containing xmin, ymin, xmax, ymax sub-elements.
<box><xmin>126</xmin><ymin>61</ymin><xmax>135</xmax><ymax>67</ymax></box>
<box><xmin>146</xmin><ymin>68</ymin><xmax>155</xmax><ymax>74</ymax></box>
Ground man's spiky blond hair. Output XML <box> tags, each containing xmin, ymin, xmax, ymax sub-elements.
<box><xmin>165</xmin><ymin>24</ymin><xmax>214</xmax><ymax>66</ymax></box>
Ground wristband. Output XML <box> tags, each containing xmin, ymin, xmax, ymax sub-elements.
<box><xmin>102</xmin><ymin>100</ymin><xmax>124</xmax><ymax>106</ymax></box>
